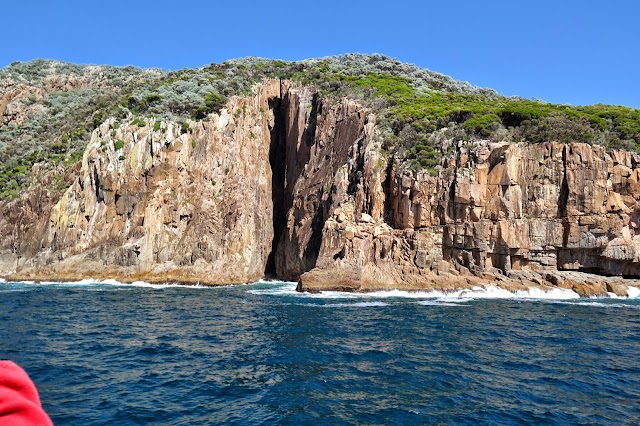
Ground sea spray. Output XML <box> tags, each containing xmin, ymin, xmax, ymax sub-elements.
<box><xmin>628</xmin><ymin>286</ymin><xmax>640</xmax><ymax>298</ymax></box>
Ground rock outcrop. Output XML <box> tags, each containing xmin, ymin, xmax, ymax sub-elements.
<box><xmin>2</xmin><ymin>79</ymin><xmax>640</xmax><ymax>296</ymax></box>
<box><xmin>3</xmin><ymin>80</ymin><xmax>281</xmax><ymax>283</ymax></box>
<box><xmin>300</xmin><ymin>140</ymin><xmax>640</xmax><ymax>296</ymax></box>
<box><xmin>0</xmin><ymin>80</ymin><xmax>368</xmax><ymax>285</ymax></box>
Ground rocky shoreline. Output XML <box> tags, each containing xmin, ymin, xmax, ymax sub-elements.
<box><xmin>299</xmin><ymin>267</ymin><xmax>640</xmax><ymax>298</ymax></box>
<box><xmin>2</xmin><ymin>264</ymin><xmax>639</xmax><ymax>298</ymax></box>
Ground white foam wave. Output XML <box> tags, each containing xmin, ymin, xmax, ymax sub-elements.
<box><xmin>248</xmin><ymin>282</ymin><xmax>581</xmax><ymax>300</ymax></box>
<box><xmin>374</xmin><ymin>286</ymin><xmax>578</xmax><ymax>300</ymax></box>
<box><xmin>352</xmin><ymin>301</ymin><xmax>390</xmax><ymax>307</ymax></box>
<box><xmin>75</xmin><ymin>278</ymin><xmax>105</xmax><ymax>285</ymax></box>
<box><xmin>552</xmin><ymin>301</ymin><xmax>640</xmax><ymax>309</ymax></box>
<box><xmin>349</xmin><ymin>286</ymin><xmax>579</xmax><ymax>300</ymax></box>
<box><xmin>627</xmin><ymin>286</ymin><xmax>640</xmax><ymax>298</ymax></box>
<box><xmin>34</xmin><ymin>279</ymin><xmax>107</xmax><ymax>285</ymax></box>
<box><xmin>0</xmin><ymin>278</ymin><xmax>6</xmax><ymax>283</ymax></box>
<box><xmin>465</xmin><ymin>286</ymin><xmax>580</xmax><ymax>300</ymax></box>
<box><xmin>247</xmin><ymin>282</ymin><xmax>301</xmax><ymax>296</ymax></box>
<box><xmin>447</xmin><ymin>297</ymin><xmax>473</xmax><ymax>303</ymax></box>
<box><xmin>324</xmin><ymin>301</ymin><xmax>390</xmax><ymax>308</ymax></box>
<box><xmin>2</xmin><ymin>278</ymin><xmax>218</xmax><ymax>290</ymax></box>
<box><xmin>128</xmin><ymin>281</ymin><xmax>186</xmax><ymax>289</ymax></box>
<box><xmin>100</xmin><ymin>279</ymin><xmax>220</xmax><ymax>289</ymax></box>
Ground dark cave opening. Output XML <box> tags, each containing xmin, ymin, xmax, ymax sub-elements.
<box><xmin>265</xmin><ymin>97</ymin><xmax>287</xmax><ymax>277</ymax></box>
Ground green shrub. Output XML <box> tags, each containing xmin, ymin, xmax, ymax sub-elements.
<box><xmin>114</xmin><ymin>139</ymin><xmax>125</xmax><ymax>150</ymax></box>
<box><xmin>130</xmin><ymin>118</ymin><xmax>146</xmax><ymax>127</ymax></box>
<box><xmin>464</xmin><ymin>114</ymin><xmax>501</xmax><ymax>136</ymax></box>
<box><xmin>194</xmin><ymin>92</ymin><xmax>227</xmax><ymax>119</ymax></box>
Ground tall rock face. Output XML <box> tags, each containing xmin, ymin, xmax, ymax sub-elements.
<box><xmin>271</xmin><ymin>91</ymin><xmax>367</xmax><ymax>280</ymax></box>
<box><xmin>3</xmin><ymin>80</ymin><xmax>280</xmax><ymax>283</ymax></box>
<box><xmin>0</xmin><ymin>80</ymin><xmax>369</xmax><ymax>285</ymax></box>
<box><xmin>2</xmin><ymin>79</ymin><xmax>640</xmax><ymax>295</ymax></box>
<box><xmin>300</xmin><ymin>141</ymin><xmax>640</xmax><ymax>296</ymax></box>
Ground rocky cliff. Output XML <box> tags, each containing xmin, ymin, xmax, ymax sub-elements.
<box><xmin>2</xmin><ymin>79</ymin><xmax>640</xmax><ymax>296</ymax></box>
<box><xmin>0</xmin><ymin>80</ymin><xmax>368</xmax><ymax>286</ymax></box>
<box><xmin>301</xmin><ymin>140</ymin><xmax>640</xmax><ymax>296</ymax></box>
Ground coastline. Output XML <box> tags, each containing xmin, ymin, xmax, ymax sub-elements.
<box><xmin>3</xmin><ymin>269</ymin><xmax>640</xmax><ymax>299</ymax></box>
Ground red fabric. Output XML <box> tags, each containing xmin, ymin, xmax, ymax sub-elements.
<box><xmin>0</xmin><ymin>361</ymin><xmax>53</xmax><ymax>426</ymax></box>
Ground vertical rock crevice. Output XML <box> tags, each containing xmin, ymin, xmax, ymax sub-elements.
<box><xmin>266</xmin><ymin>88</ymin><xmax>325</xmax><ymax>280</ymax></box>
<box><xmin>265</xmin><ymin>96</ymin><xmax>287</xmax><ymax>277</ymax></box>
<box><xmin>93</xmin><ymin>165</ymin><xmax>103</xmax><ymax>203</ymax></box>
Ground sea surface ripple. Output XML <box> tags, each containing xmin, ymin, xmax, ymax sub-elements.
<box><xmin>1</xmin><ymin>280</ymin><xmax>639</xmax><ymax>425</ymax></box>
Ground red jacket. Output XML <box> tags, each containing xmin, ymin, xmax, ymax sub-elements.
<box><xmin>0</xmin><ymin>361</ymin><xmax>53</xmax><ymax>426</ymax></box>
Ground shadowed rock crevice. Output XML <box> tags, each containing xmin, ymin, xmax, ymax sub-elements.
<box><xmin>265</xmin><ymin>89</ymin><xmax>334</xmax><ymax>280</ymax></box>
<box><xmin>265</xmin><ymin>96</ymin><xmax>287</xmax><ymax>277</ymax></box>
<box><xmin>283</xmin><ymin>111</ymin><xmax>366</xmax><ymax>279</ymax></box>
<box><xmin>557</xmin><ymin>145</ymin><xmax>569</xmax><ymax>219</ymax></box>
<box><xmin>262</xmin><ymin>88</ymin><xmax>368</xmax><ymax>281</ymax></box>
<box><xmin>93</xmin><ymin>165</ymin><xmax>103</xmax><ymax>203</ymax></box>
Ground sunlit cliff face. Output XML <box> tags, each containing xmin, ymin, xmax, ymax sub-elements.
<box><xmin>2</xmin><ymin>79</ymin><xmax>640</xmax><ymax>297</ymax></box>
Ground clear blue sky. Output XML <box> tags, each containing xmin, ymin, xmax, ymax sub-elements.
<box><xmin>3</xmin><ymin>0</ymin><xmax>639</xmax><ymax>108</ymax></box>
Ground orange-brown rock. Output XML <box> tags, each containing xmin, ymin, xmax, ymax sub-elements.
<box><xmin>301</xmin><ymin>140</ymin><xmax>640</xmax><ymax>296</ymax></box>
<box><xmin>0</xmin><ymin>80</ymin><xmax>375</xmax><ymax>286</ymax></box>
<box><xmin>2</xmin><ymin>80</ymin><xmax>640</xmax><ymax>297</ymax></box>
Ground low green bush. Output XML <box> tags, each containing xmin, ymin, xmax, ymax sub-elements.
<box><xmin>130</xmin><ymin>118</ymin><xmax>146</xmax><ymax>127</ymax></box>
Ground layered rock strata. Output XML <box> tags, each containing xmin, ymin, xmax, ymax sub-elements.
<box><xmin>2</xmin><ymin>80</ymin><xmax>640</xmax><ymax>296</ymax></box>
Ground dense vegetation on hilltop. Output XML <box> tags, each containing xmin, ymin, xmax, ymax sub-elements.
<box><xmin>1</xmin><ymin>54</ymin><xmax>639</xmax><ymax>199</ymax></box>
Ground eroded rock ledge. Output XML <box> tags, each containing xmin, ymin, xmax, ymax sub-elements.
<box><xmin>2</xmin><ymin>80</ymin><xmax>640</xmax><ymax>296</ymax></box>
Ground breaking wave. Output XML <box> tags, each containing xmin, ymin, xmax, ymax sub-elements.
<box><xmin>247</xmin><ymin>282</ymin><xmax>583</xmax><ymax>300</ymax></box>
<box><xmin>2</xmin><ymin>278</ymin><xmax>639</xmax><ymax>300</ymax></box>
<box><xmin>320</xmin><ymin>301</ymin><xmax>391</xmax><ymax>308</ymax></box>
<box><xmin>550</xmin><ymin>300</ymin><xmax>640</xmax><ymax>309</ymax></box>
<box><xmin>628</xmin><ymin>286</ymin><xmax>640</xmax><ymax>298</ymax></box>
<box><xmin>0</xmin><ymin>278</ymin><xmax>216</xmax><ymax>291</ymax></box>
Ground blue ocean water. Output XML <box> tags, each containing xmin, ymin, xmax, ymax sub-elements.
<box><xmin>0</xmin><ymin>280</ymin><xmax>639</xmax><ymax>425</ymax></box>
